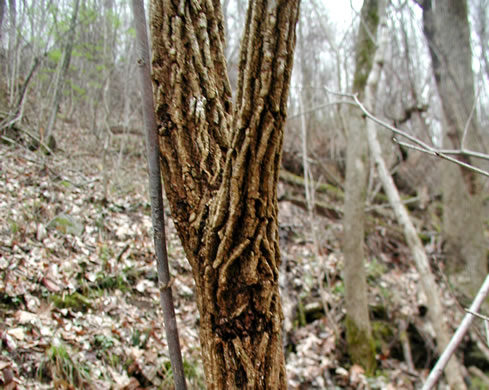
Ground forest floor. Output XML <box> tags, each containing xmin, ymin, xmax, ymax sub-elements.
<box><xmin>1</xmin><ymin>126</ymin><xmax>488</xmax><ymax>389</ymax></box>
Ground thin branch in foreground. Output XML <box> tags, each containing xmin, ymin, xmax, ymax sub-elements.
<box><xmin>460</xmin><ymin>85</ymin><xmax>481</xmax><ymax>150</ymax></box>
<box><xmin>422</xmin><ymin>274</ymin><xmax>489</xmax><ymax>390</ymax></box>
<box><xmin>433</xmin><ymin>148</ymin><xmax>489</xmax><ymax>162</ymax></box>
<box><xmin>323</xmin><ymin>86</ymin><xmax>489</xmax><ymax>177</ymax></box>
<box><xmin>393</xmin><ymin>139</ymin><xmax>489</xmax><ymax>177</ymax></box>
<box><xmin>465</xmin><ymin>309</ymin><xmax>489</xmax><ymax>322</ymax></box>
<box><xmin>130</xmin><ymin>1</ymin><xmax>187</xmax><ymax>389</ymax></box>
<box><xmin>289</xmin><ymin>100</ymin><xmax>356</xmax><ymax>120</ymax></box>
<box><xmin>352</xmin><ymin>94</ymin><xmax>489</xmax><ymax>177</ymax></box>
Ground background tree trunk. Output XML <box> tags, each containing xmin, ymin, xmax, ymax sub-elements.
<box><xmin>7</xmin><ymin>0</ymin><xmax>16</xmax><ymax>103</ymax></box>
<box><xmin>363</xmin><ymin>8</ymin><xmax>467</xmax><ymax>389</ymax></box>
<box><xmin>44</xmin><ymin>0</ymin><xmax>81</xmax><ymax>148</ymax></box>
<box><xmin>422</xmin><ymin>0</ymin><xmax>487</xmax><ymax>296</ymax></box>
<box><xmin>150</xmin><ymin>1</ymin><xmax>300</xmax><ymax>388</ymax></box>
<box><xmin>342</xmin><ymin>0</ymin><xmax>382</xmax><ymax>374</ymax></box>
<box><xmin>0</xmin><ymin>0</ymin><xmax>5</xmax><ymax>42</ymax></box>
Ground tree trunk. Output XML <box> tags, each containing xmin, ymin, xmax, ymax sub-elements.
<box><xmin>0</xmin><ymin>0</ymin><xmax>5</xmax><ymax>42</ymax></box>
<box><xmin>474</xmin><ymin>0</ymin><xmax>489</xmax><ymax>81</ymax></box>
<box><xmin>7</xmin><ymin>0</ymin><xmax>16</xmax><ymax>103</ymax></box>
<box><xmin>422</xmin><ymin>0</ymin><xmax>487</xmax><ymax>296</ymax></box>
<box><xmin>364</xmin><ymin>8</ymin><xmax>467</xmax><ymax>389</ymax></box>
<box><xmin>343</xmin><ymin>0</ymin><xmax>382</xmax><ymax>374</ymax></box>
<box><xmin>44</xmin><ymin>0</ymin><xmax>81</xmax><ymax>147</ymax></box>
<box><xmin>149</xmin><ymin>1</ymin><xmax>300</xmax><ymax>388</ymax></box>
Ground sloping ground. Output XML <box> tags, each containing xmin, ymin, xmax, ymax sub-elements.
<box><xmin>0</xmin><ymin>130</ymin><xmax>482</xmax><ymax>389</ymax></box>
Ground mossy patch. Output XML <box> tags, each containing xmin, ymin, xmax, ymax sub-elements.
<box><xmin>345</xmin><ymin>315</ymin><xmax>377</xmax><ymax>375</ymax></box>
<box><xmin>50</xmin><ymin>292</ymin><xmax>91</xmax><ymax>311</ymax></box>
<box><xmin>47</xmin><ymin>214</ymin><xmax>85</xmax><ymax>236</ymax></box>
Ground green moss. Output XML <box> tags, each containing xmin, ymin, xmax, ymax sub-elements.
<box><xmin>371</xmin><ymin>320</ymin><xmax>395</xmax><ymax>351</ymax></box>
<box><xmin>94</xmin><ymin>273</ymin><xmax>131</xmax><ymax>292</ymax></box>
<box><xmin>47</xmin><ymin>214</ymin><xmax>85</xmax><ymax>236</ymax></box>
<box><xmin>352</xmin><ymin>0</ymin><xmax>380</xmax><ymax>95</ymax></box>
<box><xmin>50</xmin><ymin>292</ymin><xmax>91</xmax><ymax>311</ymax></box>
<box><xmin>8</xmin><ymin>218</ymin><xmax>20</xmax><ymax>235</ymax></box>
<box><xmin>469</xmin><ymin>376</ymin><xmax>489</xmax><ymax>390</ymax></box>
<box><xmin>345</xmin><ymin>315</ymin><xmax>377</xmax><ymax>375</ymax></box>
<box><xmin>296</xmin><ymin>296</ymin><xmax>307</xmax><ymax>328</ymax></box>
<box><xmin>158</xmin><ymin>358</ymin><xmax>206</xmax><ymax>389</ymax></box>
<box><xmin>366</xmin><ymin>258</ymin><xmax>387</xmax><ymax>283</ymax></box>
<box><xmin>333</xmin><ymin>280</ymin><xmax>345</xmax><ymax>295</ymax></box>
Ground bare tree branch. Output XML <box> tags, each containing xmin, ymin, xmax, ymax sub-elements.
<box><xmin>422</xmin><ymin>274</ymin><xmax>489</xmax><ymax>390</ymax></box>
<box><xmin>324</xmin><ymin>87</ymin><xmax>489</xmax><ymax>178</ymax></box>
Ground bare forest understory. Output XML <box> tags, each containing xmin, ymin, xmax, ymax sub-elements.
<box><xmin>1</xmin><ymin>124</ymin><xmax>489</xmax><ymax>389</ymax></box>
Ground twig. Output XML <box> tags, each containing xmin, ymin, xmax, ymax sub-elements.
<box><xmin>460</xmin><ymin>86</ymin><xmax>480</xmax><ymax>150</ymax></box>
<box><xmin>393</xmin><ymin>139</ymin><xmax>489</xmax><ymax>177</ymax></box>
<box><xmin>422</xmin><ymin>274</ymin><xmax>489</xmax><ymax>390</ymax></box>
<box><xmin>323</xmin><ymin>86</ymin><xmax>489</xmax><ymax>177</ymax></box>
<box><xmin>399</xmin><ymin>318</ymin><xmax>415</xmax><ymax>373</ymax></box>
<box><xmin>1</xmin><ymin>135</ymin><xmax>16</xmax><ymax>145</ymax></box>
<box><xmin>353</xmin><ymin>94</ymin><xmax>489</xmax><ymax>176</ymax></box>
<box><xmin>485</xmin><ymin>320</ymin><xmax>489</xmax><ymax>346</ymax></box>
<box><xmin>289</xmin><ymin>100</ymin><xmax>356</xmax><ymax>119</ymax></box>
<box><xmin>465</xmin><ymin>309</ymin><xmax>489</xmax><ymax>322</ymax></box>
<box><xmin>434</xmin><ymin>148</ymin><xmax>489</xmax><ymax>161</ymax></box>
<box><xmin>1</xmin><ymin>122</ymin><xmax>55</xmax><ymax>155</ymax></box>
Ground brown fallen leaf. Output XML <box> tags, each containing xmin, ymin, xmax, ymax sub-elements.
<box><xmin>121</xmin><ymin>377</ymin><xmax>141</xmax><ymax>390</ymax></box>
<box><xmin>41</xmin><ymin>276</ymin><xmax>61</xmax><ymax>292</ymax></box>
<box><xmin>14</xmin><ymin>310</ymin><xmax>37</xmax><ymax>325</ymax></box>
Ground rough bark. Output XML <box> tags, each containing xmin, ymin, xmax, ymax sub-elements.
<box><xmin>150</xmin><ymin>1</ymin><xmax>300</xmax><ymax>388</ymax></box>
<box><xmin>342</xmin><ymin>0</ymin><xmax>380</xmax><ymax>374</ymax></box>
<box><xmin>365</xmin><ymin>9</ymin><xmax>467</xmax><ymax>390</ymax></box>
<box><xmin>422</xmin><ymin>0</ymin><xmax>487</xmax><ymax>295</ymax></box>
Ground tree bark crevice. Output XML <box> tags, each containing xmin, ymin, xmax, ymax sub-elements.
<box><xmin>150</xmin><ymin>0</ymin><xmax>300</xmax><ymax>388</ymax></box>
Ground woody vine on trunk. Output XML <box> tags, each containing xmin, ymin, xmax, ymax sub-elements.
<box><xmin>149</xmin><ymin>0</ymin><xmax>300</xmax><ymax>388</ymax></box>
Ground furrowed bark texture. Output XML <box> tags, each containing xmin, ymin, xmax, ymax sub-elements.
<box><xmin>150</xmin><ymin>1</ymin><xmax>300</xmax><ymax>388</ymax></box>
<box><xmin>343</xmin><ymin>0</ymin><xmax>380</xmax><ymax>374</ymax></box>
<box><xmin>422</xmin><ymin>0</ymin><xmax>487</xmax><ymax>294</ymax></box>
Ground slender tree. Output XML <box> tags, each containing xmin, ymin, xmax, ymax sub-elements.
<box><xmin>7</xmin><ymin>0</ymin><xmax>16</xmax><ymax>103</ymax></box>
<box><xmin>131</xmin><ymin>0</ymin><xmax>187</xmax><ymax>388</ymax></box>
<box><xmin>422</xmin><ymin>0</ymin><xmax>487</xmax><ymax>296</ymax></box>
<box><xmin>149</xmin><ymin>1</ymin><xmax>300</xmax><ymax>388</ymax></box>
<box><xmin>361</xmin><ymin>4</ymin><xmax>467</xmax><ymax>387</ymax></box>
<box><xmin>44</xmin><ymin>0</ymin><xmax>81</xmax><ymax>149</ymax></box>
<box><xmin>342</xmin><ymin>0</ymin><xmax>382</xmax><ymax>374</ymax></box>
<box><xmin>474</xmin><ymin>0</ymin><xmax>489</xmax><ymax>80</ymax></box>
<box><xmin>0</xmin><ymin>0</ymin><xmax>5</xmax><ymax>42</ymax></box>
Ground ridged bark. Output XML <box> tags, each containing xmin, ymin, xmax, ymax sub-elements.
<box><xmin>150</xmin><ymin>1</ymin><xmax>300</xmax><ymax>388</ymax></box>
